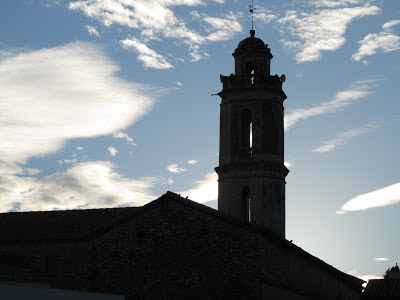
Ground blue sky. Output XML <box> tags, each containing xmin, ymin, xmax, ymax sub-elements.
<box><xmin>1</xmin><ymin>0</ymin><xmax>399</xmax><ymax>282</ymax></box>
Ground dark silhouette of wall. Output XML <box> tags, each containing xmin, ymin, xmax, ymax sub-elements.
<box><xmin>0</xmin><ymin>193</ymin><xmax>363</xmax><ymax>299</ymax></box>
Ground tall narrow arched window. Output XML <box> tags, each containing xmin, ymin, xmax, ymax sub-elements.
<box><xmin>249</xmin><ymin>121</ymin><xmax>253</xmax><ymax>148</ymax></box>
<box><xmin>245</xmin><ymin>61</ymin><xmax>255</xmax><ymax>84</ymax></box>
<box><xmin>241</xmin><ymin>187</ymin><xmax>251</xmax><ymax>222</ymax></box>
<box><xmin>245</xmin><ymin>61</ymin><xmax>255</xmax><ymax>74</ymax></box>
<box><xmin>240</xmin><ymin>109</ymin><xmax>252</xmax><ymax>159</ymax></box>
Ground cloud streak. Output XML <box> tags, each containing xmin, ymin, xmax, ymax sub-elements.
<box><xmin>0</xmin><ymin>42</ymin><xmax>155</xmax><ymax>173</ymax></box>
<box><xmin>108</xmin><ymin>146</ymin><xmax>118</xmax><ymax>157</ymax></box>
<box><xmin>120</xmin><ymin>37</ymin><xmax>173</xmax><ymax>69</ymax></box>
<box><xmin>285</xmin><ymin>80</ymin><xmax>378</xmax><ymax>130</ymax></box>
<box><xmin>352</xmin><ymin>19</ymin><xmax>400</xmax><ymax>62</ymax></box>
<box><xmin>167</xmin><ymin>163</ymin><xmax>187</xmax><ymax>174</ymax></box>
<box><xmin>348</xmin><ymin>269</ymin><xmax>383</xmax><ymax>283</ymax></box>
<box><xmin>278</xmin><ymin>5</ymin><xmax>381</xmax><ymax>62</ymax></box>
<box><xmin>113</xmin><ymin>132</ymin><xmax>136</xmax><ymax>146</ymax></box>
<box><xmin>338</xmin><ymin>182</ymin><xmax>400</xmax><ymax>213</ymax></box>
<box><xmin>374</xmin><ymin>258</ymin><xmax>389</xmax><ymax>261</ymax></box>
<box><xmin>312</xmin><ymin>122</ymin><xmax>382</xmax><ymax>153</ymax></box>
<box><xmin>0</xmin><ymin>161</ymin><xmax>158</xmax><ymax>212</ymax></box>
<box><xmin>87</xmin><ymin>25</ymin><xmax>101</xmax><ymax>37</ymax></box>
<box><xmin>180</xmin><ymin>172</ymin><xmax>218</xmax><ymax>203</ymax></box>
<box><xmin>254</xmin><ymin>7</ymin><xmax>277</xmax><ymax>24</ymax></box>
<box><xmin>69</xmin><ymin>0</ymin><xmax>242</xmax><ymax>66</ymax></box>
<box><xmin>312</xmin><ymin>0</ymin><xmax>364</xmax><ymax>8</ymax></box>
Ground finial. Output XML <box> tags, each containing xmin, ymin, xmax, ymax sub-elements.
<box><xmin>250</xmin><ymin>30</ymin><xmax>255</xmax><ymax>37</ymax></box>
<box><xmin>249</xmin><ymin>0</ymin><xmax>256</xmax><ymax>31</ymax></box>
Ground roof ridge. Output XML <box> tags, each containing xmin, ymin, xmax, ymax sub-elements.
<box><xmin>0</xmin><ymin>205</ymin><xmax>138</xmax><ymax>215</ymax></box>
<box><xmin>160</xmin><ymin>192</ymin><xmax>364</xmax><ymax>287</ymax></box>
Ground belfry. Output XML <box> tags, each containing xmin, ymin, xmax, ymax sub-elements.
<box><xmin>215</xmin><ymin>30</ymin><xmax>288</xmax><ymax>237</ymax></box>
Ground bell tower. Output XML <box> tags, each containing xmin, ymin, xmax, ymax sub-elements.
<box><xmin>215</xmin><ymin>30</ymin><xmax>288</xmax><ymax>237</ymax></box>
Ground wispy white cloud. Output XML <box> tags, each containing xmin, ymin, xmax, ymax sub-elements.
<box><xmin>0</xmin><ymin>42</ymin><xmax>155</xmax><ymax>173</ymax></box>
<box><xmin>180</xmin><ymin>172</ymin><xmax>218</xmax><ymax>203</ymax></box>
<box><xmin>254</xmin><ymin>7</ymin><xmax>277</xmax><ymax>24</ymax></box>
<box><xmin>382</xmin><ymin>19</ymin><xmax>400</xmax><ymax>29</ymax></box>
<box><xmin>189</xmin><ymin>48</ymin><xmax>205</xmax><ymax>62</ymax></box>
<box><xmin>177</xmin><ymin>81</ymin><xmax>183</xmax><ymax>86</ymax></box>
<box><xmin>87</xmin><ymin>25</ymin><xmax>101</xmax><ymax>37</ymax></box>
<box><xmin>58</xmin><ymin>159</ymin><xmax>78</xmax><ymax>165</ymax></box>
<box><xmin>312</xmin><ymin>122</ymin><xmax>382</xmax><ymax>153</ymax></box>
<box><xmin>285</xmin><ymin>79</ymin><xmax>378</xmax><ymax>130</ymax></box>
<box><xmin>113</xmin><ymin>132</ymin><xmax>136</xmax><ymax>146</ymax></box>
<box><xmin>338</xmin><ymin>182</ymin><xmax>400</xmax><ymax>213</ymax></box>
<box><xmin>0</xmin><ymin>161</ymin><xmax>157</xmax><ymax>212</ymax></box>
<box><xmin>25</xmin><ymin>168</ymin><xmax>42</xmax><ymax>176</ymax></box>
<box><xmin>41</xmin><ymin>0</ymin><xmax>61</xmax><ymax>7</ymax></box>
<box><xmin>162</xmin><ymin>177</ymin><xmax>174</xmax><ymax>185</ymax></box>
<box><xmin>348</xmin><ymin>269</ymin><xmax>382</xmax><ymax>283</ymax></box>
<box><xmin>202</xmin><ymin>12</ymin><xmax>242</xmax><ymax>42</ymax></box>
<box><xmin>190</xmin><ymin>10</ymin><xmax>201</xmax><ymax>19</ymax></box>
<box><xmin>167</xmin><ymin>163</ymin><xmax>187</xmax><ymax>174</ymax></box>
<box><xmin>359</xmin><ymin>274</ymin><xmax>383</xmax><ymax>282</ymax></box>
<box><xmin>121</xmin><ymin>37</ymin><xmax>173</xmax><ymax>69</ymax></box>
<box><xmin>69</xmin><ymin>1</ymin><xmax>242</xmax><ymax>64</ymax></box>
<box><xmin>374</xmin><ymin>258</ymin><xmax>389</xmax><ymax>261</ymax></box>
<box><xmin>0</xmin><ymin>48</ymin><xmax>21</xmax><ymax>60</ymax></box>
<box><xmin>187</xmin><ymin>160</ymin><xmax>197</xmax><ymax>165</ymax></box>
<box><xmin>69</xmin><ymin>0</ymin><xmax>205</xmax><ymax>31</ymax></box>
<box><xmin>108</xmin><ymin>146</ymin><xmax>118</xmax><ymax>157</ymax></box>
<box><xmin>76</xmin><ymin>146</ymin><xmax>83</xmax><ymax>150</ymax></box>
<box><xmin>278</xmin><ymin>5</ymin><xmax>381</xmax><ymax>62</ymax></box>
<box><xmin>352</xmin><ymin>19</ymin><xmax>400</xmax><ymax>62</ymax></box>
<box><xmin>0</xmin><ymin>161</ymin><xmax>24</xmax><ymax>175</ymax></box>
<box><xmin>312</xmin><ymin>0</ymin><xmax>364</xmax><ymax>8</ymax></box>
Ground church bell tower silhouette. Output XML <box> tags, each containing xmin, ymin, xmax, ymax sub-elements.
<box><xmin>215</xmin><ymin>30</ymin><xmax>288</xmax><ymax>237</ymax></box>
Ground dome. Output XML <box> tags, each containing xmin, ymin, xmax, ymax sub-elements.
<box><xmin>237</xmin><ymin>30</ymin><xmax>266</xmax><ymax>49</ymax></box>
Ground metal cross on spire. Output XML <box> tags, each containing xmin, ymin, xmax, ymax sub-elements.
<box><xmin>249</xmin><ymin>0</ymin><xmax>256</xmax><ymax>31</ymax></box>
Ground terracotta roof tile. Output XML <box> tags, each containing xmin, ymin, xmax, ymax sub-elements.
<box><xmin>0</xmin><ymin>206</ymin><xmax>138</xmax><ymax>242</ymax></box>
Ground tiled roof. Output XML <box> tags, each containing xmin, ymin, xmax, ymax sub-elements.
<box><xmin>363</xmin><ymin>279</ymin><xmax>400</xmax><ymax>298</ymax></box>
<box><xmin>163</xmin><ymin>192</ymin><xmax>364</xmax><ymax>289</ymax></box>
<box><xmin>0</xmin><ymin>205</ymin><xmax>139</xmax><ymax>242</ymax></box>
<box><xmin>0</xmin><ymin>191</ymin><xmax>364</xmax><ymax>290</ymax></box>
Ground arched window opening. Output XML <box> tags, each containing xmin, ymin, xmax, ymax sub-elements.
<box><xmin>241</xmin><ymin>187</ymin><xmax>251</xmax><ymax>222</ymax></box>
<box><xmin>240</xmin><ymin>109</ymin><xmax>252</xmax><ymax>159</ymax></box>
<box><xmin>245</xmin><ymin>61</ymin><xmax>255</xmax><ymax>84</ymax></box>
<box><xmin>245</xmin><ymin>61</ymin><xmax>255</xmax><ymax>74</ymax></box>
<box><xmin>247</xmin><ymin>194</ymin><xmax>251</xmax><ymax>222</ymax></box>
<box><xmin>249</xmin><ymin>121</ymin><xmax>253</xmax><ymax>148</ymax></box>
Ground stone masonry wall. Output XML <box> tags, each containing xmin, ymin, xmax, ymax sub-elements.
<box><xmin>0</xmin><ymin>198</ymin><xmax>361</xmax><ymax>300</ymax></box>
<box><xmin>91</xmin><ymin>199</ymin><xmax>360</xmax><ymax>300</ymax></box>
<box><xmin>92</xmin><ymin>200</ymin><xmax>263</xmax><ymax>299</ymax></box>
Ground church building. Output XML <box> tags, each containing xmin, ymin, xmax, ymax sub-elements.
<box><xmin>0</xmin><ymin>31</ymin><xmax>364</xmax><ymax>299</ymax></box>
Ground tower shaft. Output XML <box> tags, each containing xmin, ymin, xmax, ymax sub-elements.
<box><xmin>215</xmin><ymin>31</ymin><xmax>288</xmax><ymax>237</ymax></box>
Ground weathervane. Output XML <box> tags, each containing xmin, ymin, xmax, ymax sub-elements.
<box><xmin>249</xmin><ymin>0</ymin><xmax>256</xmax><ymax>31</ymax></box>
